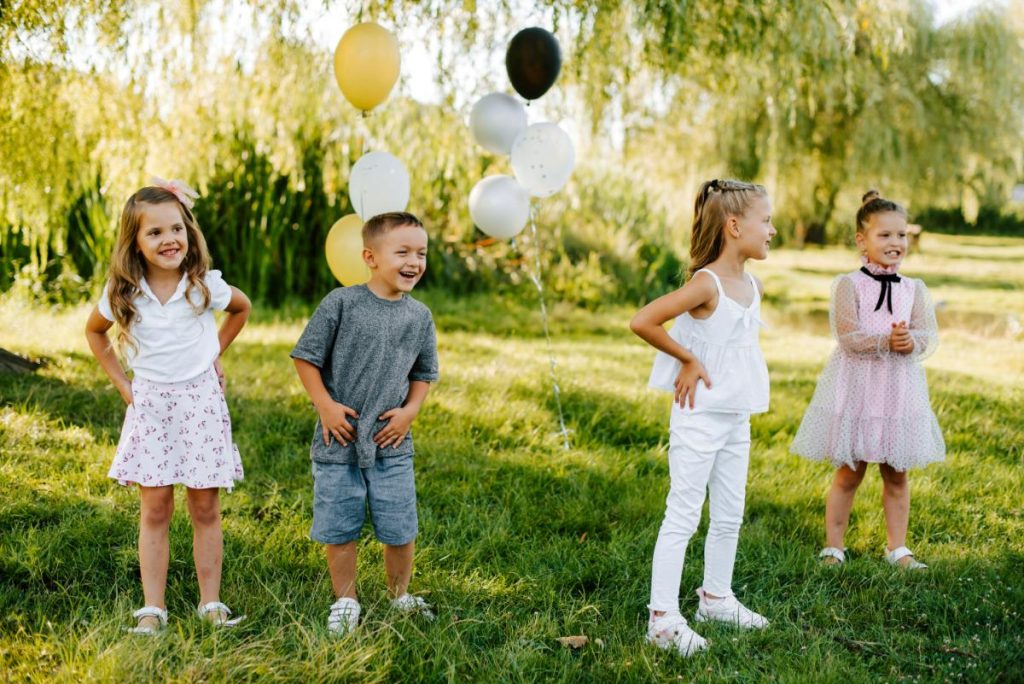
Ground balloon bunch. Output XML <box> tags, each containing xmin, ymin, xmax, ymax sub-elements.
<box><xmin>467</xmin><ymin>28</ymin><xmax>574</xmax><ymax>450</ymax></box>
<box><xmin>467</xmin><ymin>27</ymin><xmax>575</xmax><ymax>240</ymax></box>
<box><xmin>325</xmin><ymin>22</ymin><xmax>412</xmax><ymax>286</ymax></box>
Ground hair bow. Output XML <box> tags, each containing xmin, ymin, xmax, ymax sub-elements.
<box><xmin>150</xmin><ymin>176</ymin><xmax>199</xmax><ymax>210</ymax></box>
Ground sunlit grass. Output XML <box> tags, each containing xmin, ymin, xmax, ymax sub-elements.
<box><xmin>1</xmin><ymin>239</ymin><xmax>1022</xmax><ymax>681</ymax></box>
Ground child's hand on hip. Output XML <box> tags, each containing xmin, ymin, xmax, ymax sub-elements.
<box><xmin>674</xmin><ymin>360</ymin><xmax>712</xmax><ymax>409</ymax></box>
<box><xmin>317</xmin><ymin>400</ymin><xmax>359</xmax><ymax>446</ymax></box>
<box><xmin>374</xmin><ymin>407</ymin><xmax>414</xmax><ymax>449</ymax></box>
<box><xmin>889</xmin><ymin>321</ymin><xmax>913</xmax><ymax>354</ymax></box>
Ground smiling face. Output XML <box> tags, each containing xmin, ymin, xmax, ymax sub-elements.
<box><xmin>134</xmin><ymin>201</ymin><xmax>189</xmax><ymax>275</ymax></box>
<box><xmin>363</xmin><ymin>223</ymin><xmax>429</xmax><ymax>298</ymax></box>
<box><xmin>732</xmin><ymin>195</ymin><xmax>776</xmax><ymax>261</ymax></box>
<box><xmin>856</xmin><ymin>211</ymin><xmax>908</xmax><ymax>268</ymax></box>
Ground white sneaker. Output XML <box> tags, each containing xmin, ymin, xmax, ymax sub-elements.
<box><xmin>327</xmin><ymin>597</ymin><xmax>361</xmax><ymax>635</ymax></box>
<box><xmin>694</xmin><ymin>588</ymin><xmax>769</xmax><ymax>629</ymax></box>
<box><xmin>646</xmin><ymin>612</ymin><xmax>708</xmax><ymax>657</ymax></box>
<box><xmin>391</xmin><ymin>593</ymin><xmax>435</xmax><ymax>621</ymax></box>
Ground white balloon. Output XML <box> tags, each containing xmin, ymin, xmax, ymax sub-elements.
<box><xmin>468</xmin><ymin>175</ymin><xmax>530</xmax><ymax>240</ymax></box>
<box><xmin>470</xmin><ymin>93</ymin><xmax>528</xmax><ymax>155</ymax></box>
<box><xmin>510</xmin><ymin>122</ymin><xmax>575</xmax><ymax>198</ymax></box>
<box><xmin>349</xmin><ymin>151</ymin><xmax>410</xmax><ymax>220</ymax></box>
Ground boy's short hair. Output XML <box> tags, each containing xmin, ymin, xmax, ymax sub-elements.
<box><xmin>362</xmin><ymin>212</ymin><xmax>424</xmax><ymax>246</ymax></box>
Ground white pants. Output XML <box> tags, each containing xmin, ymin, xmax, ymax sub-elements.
<box><xmin>649</xmin><ymin>410</ymin><xmax>751</xmax><ymax>612</ymax></box>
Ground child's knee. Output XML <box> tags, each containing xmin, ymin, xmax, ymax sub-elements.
<box><xmin>187</xmin><ymin>495</ymin><xmax>221</xmax><ymax>527</ymax></box>
<box><xmin>833</xmin><ymin>465</ymin><xmax>866</xmax><ymax>492</ymax></box>
<box><xmin>141</xmin><ymin>497</ymin><xmax>174</xmax><ymax>527</ymax></box>
<box><xmin>879</xmin><ymin>464</ymin><xmax>908</xmax><ymax>488</ymax></box>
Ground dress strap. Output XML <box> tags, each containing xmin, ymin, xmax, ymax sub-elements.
<box><xmin>695</xmin><ymin>268</ymin><xmax>725</xmax><ymax>296</ymax></box>
<box><xmin>746</xmin><ymin>272</ymin><xmax>760</xmax><ymax>304</ymax></box>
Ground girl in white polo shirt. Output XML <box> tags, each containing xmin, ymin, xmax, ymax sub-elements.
<box><xmin>85</xmin><ymin>179</ymin><xmax>251</xmax><ymax>634</ymax></box>
<box><xmin>630</xmin><ymin>179</ymin><xmax>776</xmax><ymax>657</ymax></box>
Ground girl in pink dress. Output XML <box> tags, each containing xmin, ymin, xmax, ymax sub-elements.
<box><xmin>791</xmin><ymin>190</ymin><xmax>944</xmax><ymax>570</ymax></box>
<box><xmin>85</xmin><ymin>180</ymin><xmax>251</xmax><ymax>633</ymax></box>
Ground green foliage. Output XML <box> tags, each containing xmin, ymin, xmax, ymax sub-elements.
<box><xmin>1</xmin><ymin>0</ymin><xmax>1023</xmax><ymax>305</ymax></box>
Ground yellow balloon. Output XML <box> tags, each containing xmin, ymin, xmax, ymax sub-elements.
<box><xmin>325</xmin><ymin>214</ymin><xmax>370</xmax><ymax>286</ymax></box>
<box><xmin>333</xmin><ymin>22</ymin><xmax>400</xmax><ymax>113</ymax></box>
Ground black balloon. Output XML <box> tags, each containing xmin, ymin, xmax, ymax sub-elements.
<box><xmin>505</xmin><ymin>27</ymin><xmax>561</xmax><ymax>101</ymax></box>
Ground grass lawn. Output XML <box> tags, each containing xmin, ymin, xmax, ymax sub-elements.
<box><xmin>1</xmin><ymin>234</ymin><xmax>1022</xmax><ymax>682</ymax></box>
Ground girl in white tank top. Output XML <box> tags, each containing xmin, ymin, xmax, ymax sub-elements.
<box><xmin>630</xmin><ymin>179</ymin><xmax>776</xmax><ymax>658</ymax></box>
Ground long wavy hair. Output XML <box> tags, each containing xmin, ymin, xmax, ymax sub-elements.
<box><xmin>687</xmin><ymin>178</ymin><xmax>768</xmax><ymax>279</ymax></box>
<box><xmin>107</xmin><ymin>187</ymin><xmax>212</xmax><ymax>353</ymax></box>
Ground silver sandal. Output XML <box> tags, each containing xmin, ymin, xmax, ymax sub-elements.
<box><xmin>197</xmin><ymin>601</ymin><xmax>246</xmax><ymax>627</ymax></box>
<box><xmin>819</xmin><ymin>547</ymin><xmax>847</xmax><ymax>565</ymax></box>
<box><xmin>126</xmin><ymin>606</ymin><xmax>167</xmax><ymax>635</ymax></box>
<box><xmin>885</xmin><ymin>546</ymin><xmax>928</xmax><ymax>570</ymax></box>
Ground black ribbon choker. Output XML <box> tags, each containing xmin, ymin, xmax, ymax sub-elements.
<box><xmin>860</xmin><ymin>267</ymin><xmax>901</xmax><ymax>314</ymax></box>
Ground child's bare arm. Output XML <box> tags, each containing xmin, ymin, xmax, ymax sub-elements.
<box><xmin>629</xmin><ymin>273</ymin><xmax>716</xmax><ymax>360</ymax></box>
<box><xmin>85</xmin><ymin>307</ymin><xmax>133</xmax><ymax>405</ymax></box>
<box><xmin>630</xmin><ymin>273</ymin><xmax>717</xmax><ymax>408</ymax></box>
<box><xmin>218</xmin><ymin>286</ymin><xmax>251</xmax><ymax>355</ymax></box>
<box><xmin>293</xmin><ymin>357</ymin><xmax>359</xmax><ymax>446</ymax></box>
<box><xmin>374</xmin><ymin>380</ymin><xmax>431</xmax><ymax>449</ymax></box>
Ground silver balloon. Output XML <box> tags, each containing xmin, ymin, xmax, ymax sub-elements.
<box><xmin>470</xmin><ymin>93</ymin><xmax>528</xmax><ymax>155</ymax></box>
<box><xmin>468</xmin><ymin>175</ymin><xmax>530</xmax><ymax>240</ymax></box>
<box><xmin>349</xmin><ymin>151</ymin><xmax>410</xmax><ymax>220</ymax></box>
<box><xmin>510</xmin><ymin>122</ymin><xmax>575</xmax><ymax>198</ymax></box>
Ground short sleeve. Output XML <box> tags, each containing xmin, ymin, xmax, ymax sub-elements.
<box><xmin>290</xmin><ymin>290</ymin><xmax>343</xmax><ymax>369</ymax></box>
<box><xmin>205</xmin><ymin>270</ymin><xmax>233</xmax><ymax>311</ymax></box>
<box><xmin>97</xmin><ymin>282</ymin><xmax>114</xmax><ymax>321</ymax></box>
<box><xmin>409</xmin><ymin>313</ymin><xmax>439</xmax><ymax>382</ymax></box>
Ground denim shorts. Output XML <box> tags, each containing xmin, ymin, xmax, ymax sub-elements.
<box><xmin>310</xmin><ymin>455</ymin><xmax>418</xmax><ymax>545</ymax></box>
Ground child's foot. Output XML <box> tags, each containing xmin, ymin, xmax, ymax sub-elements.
<box><xmin>328</xmin><ymin>597</ymin><xmax>361</xmax><ymax>635</ymax></box>
<box><xmin>819</xmin><ymin>547</ymin><xmax>847</xmax><ymax>565</ymax></box>
<box><xmin>885</xmin><ymin>546</ymin><xmax>928</xmax><ymax>570</ymax></box>
<box><xmin>694</xmin><ymin>588</ymin><xmax>769</xmax><ymax>629</ymax></box>
<box><xmin>196</xmin><ymin>601</ymin><xmax>246</xmax><ymax>627</ymax></box>
<box><xmin>646</xmin><ymin>612</ymin><xmax>708</xmax><ymax>657</ymax></box>
<box><xmin>126</xmin><ymin>606</ymin><xmax>167</xmax><ymax>635</ymax></box>
<box><xmin>391</xmin><ymin>593</ymin><xmax>435</xmax><ymax>621</ymax></box>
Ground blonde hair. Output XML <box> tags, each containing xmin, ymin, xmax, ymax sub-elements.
<box><xmin>687</xmin><ymin>178</ymin><xmax>768</xmax><ymax>279</ymax></box>
<box><xmin>107</xmin><ymin>186</ymin><xmax>212</xmax><ymax>353</ymax></box>
<box><xmin>856</xmin><ymin>189</ymin><xmax>906</xmax><ymax>233</ymax></box>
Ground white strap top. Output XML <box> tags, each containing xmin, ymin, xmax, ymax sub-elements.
<box><xmin>647</xmin><ymin>268</ymin><xmax>770</xmax><ymax>414</ymax></box>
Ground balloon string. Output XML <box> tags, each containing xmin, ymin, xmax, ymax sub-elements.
<box><xmin>525</xmin><ymin>204</ymin><xmax>571</xmax><ymax>450</ymax></box>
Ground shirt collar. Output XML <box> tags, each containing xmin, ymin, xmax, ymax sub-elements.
<box><xmin>139</xmin><ymin>273</ymin><xmax>189</xmax><ymax>304</ymax></box>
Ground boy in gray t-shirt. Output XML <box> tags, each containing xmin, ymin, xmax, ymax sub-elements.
<box><xmin>292</xmin><ymin>212</ymin><xmax>439</xmax><ymax>634</ymax></box>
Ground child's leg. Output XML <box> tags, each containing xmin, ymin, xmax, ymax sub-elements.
<box><xmin>186</xmin><ymin>487</ymin><xmax>223</xmax><ymax>605</ymax></box>
<box><xmin>878</xmin><ymin>464</ymin><xmax>910</xmax><ymax>550</ymax></box>
<box><xmin>138</xmin><ymin>485</ymin><xmax>174</xmax><ymax>610</ymax></box>
<box><xmin>649</xmin><ymin>420</ymin><xmax>719</xmax><ymax>615</ymax></box>
<box><xmin>824</xmin><ymin>462</ymin><xmax>868</xmax><ymax>549</ymax></box>
<box><xmin>326</xmin><ymin>542</ymin><xmax>359</xmax><ymax>599</ymax></box>
<box><xmin>702</xmin><ymin>415</ymin><xmax>750</xmax><ymax>598</ymax></box>
<box><xmin>383</xmin><ymin>542</ymin><xmax>414</xmax><ymax>598</ymax></box>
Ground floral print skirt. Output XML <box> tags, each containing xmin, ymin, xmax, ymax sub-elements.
<box><xmin>108</xmin><ymin>365</ymin><xmax>244</xmax><ymax>490</ymax></box>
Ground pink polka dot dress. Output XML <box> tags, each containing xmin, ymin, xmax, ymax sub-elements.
<box><xmin>790</xmin><ymin>261</ymin><xmax>945</xmax><ymax>471</ymax></box>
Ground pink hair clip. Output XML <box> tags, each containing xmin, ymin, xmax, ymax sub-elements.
<box><xmin>150</xmin><ymin>176</ymin><xmax>199</xmax><ymax>210</ymax></box>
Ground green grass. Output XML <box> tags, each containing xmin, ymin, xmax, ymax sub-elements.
<box><xmin>1</xmin><ymin>234</ymin><xmax>1022</xmax><ymax>682</ymax></box>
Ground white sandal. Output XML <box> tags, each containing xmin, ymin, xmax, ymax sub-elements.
<box><xmin>197</xmin><ymin>601</ymin><xmax>246</xmax><ymax>627</ymax></box>
<box><xmin>126</xmin><ymin>606</ymin><xmax>167</xmax><ymax>635</ymax></box>
<box><xmin>885</xmin><ymin>546</ymin><xmax>928</xmax><ymax>570</ymax></box>
<box><xmin>819</xmin><ymin>547</ymin><xmax>847</xmax><ymax>565</ymax></box>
